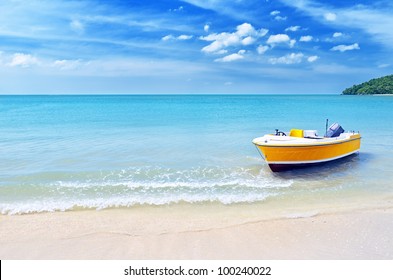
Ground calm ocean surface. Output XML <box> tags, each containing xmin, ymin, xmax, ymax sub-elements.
<box><xmin>1</xmin><ymin>95</ymin><xmax>392</xmax><ymax>215</ymax></box>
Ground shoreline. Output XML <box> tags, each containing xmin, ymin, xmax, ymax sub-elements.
<box><xmin>1</xmin><ymin>204</ymin><xmax>392</xmax><ymax>260</ymax></box>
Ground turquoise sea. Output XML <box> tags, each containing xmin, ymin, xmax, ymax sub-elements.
<box><xmin>1</xmin><ymin>95</ymin><xmax>392</xmax><ymax>215</ymax></box>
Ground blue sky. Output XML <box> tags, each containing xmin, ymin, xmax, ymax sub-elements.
<box><xmin>0</xmin><ymin>0</ymin><xmax>392</xmax><ymax>94</ymax></box>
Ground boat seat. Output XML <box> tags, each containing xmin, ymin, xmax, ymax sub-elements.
<box><xmin>304</xmin><ymin>130</ymin><xmax>319</xmax><ymax>138</ymax></box>
<box><xmin>289</xmin><ymin>129</ymin><xmax>304</xmax><ymax>138</ymax></box>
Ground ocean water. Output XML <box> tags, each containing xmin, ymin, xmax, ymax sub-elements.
<box><xmin>1</xmin><ymin>94</ymin><xmax>392</xmax><ymax>215</ymax></box>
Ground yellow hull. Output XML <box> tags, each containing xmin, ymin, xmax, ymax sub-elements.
<box><xmin>253</xmin><ymin>134</ymin><xmax>361</xmax><ymax>171</ymax></box>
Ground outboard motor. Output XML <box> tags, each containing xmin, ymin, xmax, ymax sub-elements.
<box><xmin>326</xmin><ymin>123</ymin><xmax>344</xmax><ymax>137</ymax></box>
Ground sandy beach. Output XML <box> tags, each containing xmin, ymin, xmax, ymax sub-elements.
<box><xmin>1</xmin><ymin>204</ymin><xmax>392</xmax><ymax>260</ymax></box>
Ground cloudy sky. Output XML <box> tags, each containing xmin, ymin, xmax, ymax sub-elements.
<box><xmin>0</xmin><ymin>0</ymin><xmax>392</xmax><ymax>94</ymax></box>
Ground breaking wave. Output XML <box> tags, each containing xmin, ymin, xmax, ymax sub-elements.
<box><xmin>0</xmin><ymin>165</ymin><xmax>293</xmax><ymax>214</ymax></box>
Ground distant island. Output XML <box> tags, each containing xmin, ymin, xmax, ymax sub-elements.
<box><xmin>342</xmin><ymin>74</ymin><xmax>393</xmax><ymax>95</ymax></box>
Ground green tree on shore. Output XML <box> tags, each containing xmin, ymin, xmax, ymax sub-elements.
<box><xmin>342</xmin><ymin>74</ymin><xmax>393</xmax><ymax>95</ymax></box>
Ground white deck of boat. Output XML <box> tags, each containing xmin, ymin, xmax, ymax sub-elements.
<box><xmin>253</xmin><ymin>132</ymin><xmax>357</xmax><ymax>146</ymax></box>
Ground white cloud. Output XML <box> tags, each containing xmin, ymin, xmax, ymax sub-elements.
<box><xmin>162</xmin><ymin>34</ymin><xmax>193</xmax><ymax>41</ymax></box>
<box><xmin>236</xmin><ymin>23</ymin><xmax>254</xmax><ymax>36</ymax></box>
<box><xmin>324</xmin><ymin>12</ymin><xmax>336</xmax><ymax>21</ymax></box>
<box><xmin>331</xmin><ymin>43</ymin><xmax>359</xmax><ymax>52</ymax></box>
<box><xmin>53</xmin><ymin>59</ymin><xmax>82</xmax><ymax>70</ymax></box>
<box><xmin>215</xmin><ymin>50</ymin><xmax>228</xmax><ymax>55</ymax></box>
<box><xmin>274</xmin><ymin>16</ymin><xmax>287</xmax><ymax>21</ymax></box>
<box><xmin>269</xmin><ymin>10</ymin><xmax>286</xmax><ymax>20</ymax></box>
<box><xmin>200</xmin><ymin>22</ymin><xmax>268</xmax><ymax>54</ymax></box>
<box><xmin>325</xmin><ymin>32</ymin><xmax>345</xmax><ymax>42</ymax></box>
<box><xmin>289</xmin><ymin>39</ymin><xmax>296</xmax><ymax>48</ymax></box>
<box><xmin>280</xmin><ymin>0</ymin><xmax>393</xmax><ymax>47</ymax></box>
<box><xmin>242</xmin><ymin>36</ymin><xmax>256</xmax><ymax>45</ymax></box>
<box><xmin>285</xmin><ymin>26</ymin><xmax>300</xmax><ymax>32</ymax></box>
<box><xmin>8</xmin><ymin>53</ymin><xmax>39</xmax><ymax>68</ymax></box>
<box><xmin>236</xmin><ymin>23</ymin><xmax>268</xmax><ymax>38</ymax></box>
<box><xmin>204</xmin><ymin>24</ymin><xmax>210</xmax><ymax>32</ymax></box>
<box><xmin>258</xmin><ymin>28</ymin><xmax>269</xmax><ymax>37</ymax></box>
<box><xmin>170</xmin><ymin>6</ymin><xmax>184</xmax><ymax>12</ymax></box>
<box><xmin>162</xmin><ymin>35</ymin><xmax>175</xmax><ymax>41</ymax></box>
<box><xmin>257</xmin><ymin>45</ymin><xmax>269</xmax><ymax>54</ymax></box>
<box><xmin>267</xmin><ymin>34</ymin><xmax>290</xmax><ymax>44</ymax></box>
<box><xmin>215</xmin><ymin>50</ymin><xmax>245</xmax><ymax>62</ymax></box>
<box><xmin>177</xmin><ymin>35</ymin><xmax>193</xmax><ymax>40</ymax></box>
<box><xmin>378</xmin><ymin>63</ymin><xmax>390</xmax><ymax>68</ymax></box>
<box><xmin>70</xmin><ymin>19</ymin><xmax>84</xmax><ymax>34</ymax></box>
<box><xmin>201</xmin><ymin>34</ymin><xmax>238</xmax><ymax>53</ymax></box>
<box><xmin>299</xmin><ymin>35</ymin><xmax>313</xmax><ymax>42</ymax></box>
<box><xmin>269</xmin><ymin>53</ymin><xmax>304</xmax><ymax>64</ymax></box>
<box><xmin>307</xmin><ymin>55</ymin><xmax>319</xmax><ymax>62</ymax></box>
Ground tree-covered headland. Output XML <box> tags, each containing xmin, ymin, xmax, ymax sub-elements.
<box><xmin>342</xmin><ymin>74</ymin><xmax>393</xmax><ymax>95</ymax></box>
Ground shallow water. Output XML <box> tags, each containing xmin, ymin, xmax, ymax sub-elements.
<box><xmin>0</xmin><ymin>94</ymin><xmax>392</xmax><ymax>214</ymax></box>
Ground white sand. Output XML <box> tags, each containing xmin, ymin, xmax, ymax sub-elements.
<box><xmin>0</xmin><ymin>204</ymin><xmax>392</xmax><ymax>259</ymax></box>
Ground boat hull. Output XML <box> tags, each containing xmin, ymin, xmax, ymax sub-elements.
<box><xmin>254</xmin><ymin>134</ymin><xmax>361</xmax><ymax>172</ymax></box>
<box><xmin>267</xmin><ymin>153</ymin><xmax>358</xmax><ymax>172</ymax></box>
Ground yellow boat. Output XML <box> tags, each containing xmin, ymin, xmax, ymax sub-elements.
<box><xmin>252</xmin><ymin>123</ymin><xmax>361</xmax><ymax>172</ymax></box>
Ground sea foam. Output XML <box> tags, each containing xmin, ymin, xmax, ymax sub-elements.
<box><xmin>0</xmin><ymin>166</ymin><xmax>293</xmax><ymax>214</ymax></box>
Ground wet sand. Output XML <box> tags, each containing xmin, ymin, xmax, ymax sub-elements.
<box><xmin>0</xmin><ymin>205</ymin><xmax>392</xmax><ymax>259</ymax></box>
